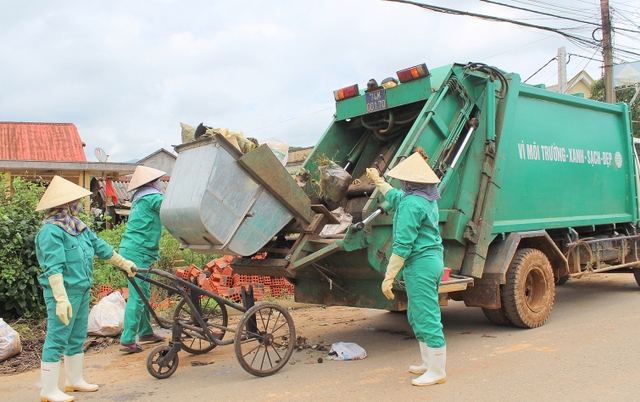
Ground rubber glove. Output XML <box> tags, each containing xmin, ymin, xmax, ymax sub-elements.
<box><xmin>49</xmin><ymin>273</ymin><xmax>72</xmax><ymax>325</ymax></box>
<box><xmin>382</xmin><ymin>254</ymin><xmax>405</xmax><ymax>300</ymax></box>
<box><xmin>107</xmin><ymin>252</ymin><xmax>137</xmax><ymax>277</ymax></box>
<box><xmin>366</xmin><ymin>168</ymin><xmax>393</xmax><ymax>196</ymax></box>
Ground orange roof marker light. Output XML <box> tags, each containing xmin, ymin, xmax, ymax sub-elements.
<box><xmin>396</xmin><ymin>63</ymin><xmax>430</xmax><ymax>83</ymax></box>
<box><xmin>333</xmin><ymin>84</ymin><xmax>359</xmax><ymax>102</ymax></box>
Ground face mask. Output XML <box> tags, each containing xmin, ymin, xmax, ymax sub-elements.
<box><xmin>69</xmin><ymin>200</ymin><xmax>84</xmax><ymax>216</ymax></box>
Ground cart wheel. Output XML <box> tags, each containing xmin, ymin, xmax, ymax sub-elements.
<box><xmin>173</xmin><ymin>296</ymin><xmax>228</xmax><ymax>355</ymax></box>
<box><xmin>146</xmin><ymin>345</ymin><xmax>179</xmax><ymax>379</ymax></box>
<box><xmin>234</xmin><ymin>302</ymin><xmax>296</xmax><ymax>377</ymax></box>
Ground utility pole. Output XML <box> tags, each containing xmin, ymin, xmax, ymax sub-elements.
<box><xmin>558</xmin><ymin>47</ymin><xmax>567</xmax><ymax>94</ymax></box>
<box><xmin>600</xmin><ymin>0</ymin><xmax>615</xmax><ymax>103</ymax></box>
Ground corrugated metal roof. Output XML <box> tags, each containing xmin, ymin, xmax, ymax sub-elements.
<box><xmin>93</xmin><ymin>176</ymin><xmax>170</xmax><ymax>206</ymax></box>
<box><xmin>0</xmin><ymin>121</ymin><xmax>87</xmax><ymax>162</ymax></box>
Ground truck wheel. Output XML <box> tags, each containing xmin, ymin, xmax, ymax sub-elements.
<box><xmin>502</xmin><ymin>248</ymin><xmax>555</xmax><ymax>328</ymax></box>
<box><xmin>555</xmin><ymin>275</ymin><xmax>569</xmax><ymax>286</ymax></box>
<box><xmin>633</xmin><ymin>268</ymin><xmax>640</xmax><ymax>287</ymax></box>
<box><xmin>481</xmin><ymin>307</ymin><xmax>512</xmax><ymax>326</ymax></box>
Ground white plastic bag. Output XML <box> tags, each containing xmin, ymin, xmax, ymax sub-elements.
<box><xmin>264</xmin><ymin>138</ymin><xmax>289</xmax><ymax>166</ymax></box>
<box><xmin>87</xmin><ymin>292</ymin><xmax>126</xmax><ymax>336</ymax></box>
<box><xmin>327</xmin><ymin>342</ymin><xmax>367</xmax><ymax>361</ymax></box>
<box><xmin>0</xmin><ymin>318</ymin><xmax>22</xmax><ymax>362</ymax></box>
<box><xmin>319</xmin><ymin>207</ymin><xmax>353</xmax><ymax>237</ymax></box>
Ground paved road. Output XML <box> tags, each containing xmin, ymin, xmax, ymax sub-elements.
<box><xmin>2</xmin><ymin>272</ymin><xmax>638</xmax><ymax>401</ymax></box>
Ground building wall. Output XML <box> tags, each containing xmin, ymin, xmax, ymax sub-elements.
<box><xmin>140</xmin><ymin>153</ymin><xmax>176</xmax><ymax>174</ymax></box>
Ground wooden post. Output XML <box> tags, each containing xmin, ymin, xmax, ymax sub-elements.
<box><xmin>79</xmin><ymin>171</ymin><xmax>91</xmax><ymax>212</ymax></box>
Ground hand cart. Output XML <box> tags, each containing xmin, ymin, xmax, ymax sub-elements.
<box><xmin>125</xmin><ymin>267</ymin><xmax>296</xmax><ymax>379</ymax></box>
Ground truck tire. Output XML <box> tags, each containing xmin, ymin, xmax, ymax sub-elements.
<box><xmin>481</xmin><ymin>307</ymin><xmax>512</xmax><ymax>326</ymax></box>
<box><xmin>633</xmin><ymin>268</ymin><xmax>640</xmax><ymax>287</ymax></box>
<box><xmin>502</xmin><ymin>248</ymin><xmax>555</xmax><ymax>328</ymax></box>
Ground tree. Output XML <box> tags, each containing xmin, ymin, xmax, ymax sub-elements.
<box><xmin>591</xmin><ymin>78</ymin><xmax>640</xmax><ymax>137</ymax></box>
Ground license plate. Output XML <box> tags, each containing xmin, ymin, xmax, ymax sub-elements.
<box><xmin>366</xmin><ymin>89</ymin><xmax>387</xmax><ymax>113</ymax></box>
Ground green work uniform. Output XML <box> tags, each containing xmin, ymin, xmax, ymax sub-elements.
<box><xmin>36</xmin><ymin>225</ymin><xmax>114</xmax><ymax>362</ymax></box>
<box><xmin>120</xmin><ymin>193</ymin><xmax>164</xmax><ymax>345</ymax></box>
<box><xmin>385</xmin><ymin>188</ymin><xmax>446</xmax><ymax>348</ymax></box>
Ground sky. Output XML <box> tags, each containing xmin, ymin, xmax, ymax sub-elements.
<box><xmin>1</xmin><ymin>0</ymin><xmax>638</xmax><ymax>162</ymax></box>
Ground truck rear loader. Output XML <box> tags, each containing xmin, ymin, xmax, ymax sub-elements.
<box><xmin>161</xmin><ymin>61</ymin><xmax>640</xmax><ymax>328</ymax></box>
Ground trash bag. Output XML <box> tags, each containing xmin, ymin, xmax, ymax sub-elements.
<box><xmin>180</xmin><ymin>122</ymin><xmax>197</xmax><ymax>143</ymax></box>
<box><xmin>326</xmin><ymin>342</ymin><xmax>367</xmax><ymax>361</ymax></box>
<box><xmin>87</xmin><ymin>292</ymin><xmax>126</xmax><ymax>336</ymax></box>
<box><xmin>319</xmin><ymin>207</ymin><xmax>353</xmax><ymax>237</ymax></box>
<box><xmin>264</xmin><ymin>138</ymin><xmax>289</xmax><ymax>166</ymax></box>
<box><xmin>208</xmin><ymin>128</ymin><xmax>258</xmax><ymax>154</ymax></box>
<box><xmin>318</xmin><ymin>161</ymin><xmax>352</xmax><ymax>203</ymax></box>
<box><xmin>0</xmin><ymin>318</ymin><xmax>22</xmax><ymax>362</ymax></box>
<box><xmin>181</xmin><ymin>122</ymin><xmax>259</xmax><ymax>154</ymax></box>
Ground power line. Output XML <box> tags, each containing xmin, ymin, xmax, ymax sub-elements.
<box><xmin>384</xmin><ymin>0</ymin><xmax>598</xmax><ymax>47</ymax></box>
<box><xmin>480</xmin><ymin>0</ymin><xmax>603</xmax><ymax>29</ymax></box>
<box><xmin>384</xmin><ymin>1</ymin><xmax>640</xmax><ymax>59</ymax></box>
<box><xmin>513</xmin><ymin>0</ymin><xmax>597</xmax><ymax>19</ymax></box>
<box><xmin>483</xmin><ymin>1</ymin><xmax>640</xmax><ymax>33</ymax></box>
<box><xmin>523</xmin><ymin>56</ymin><xmax>557</xmax><ymax>82</ymax></box>
<box><xmin>246</xmin><ymin>107</ymin><xmax>333</xmax><ymax>134</ymax></box>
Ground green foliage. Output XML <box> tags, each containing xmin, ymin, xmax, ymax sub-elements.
<box><xmin>156</xmin><ymin>228</ymin><xmax>181</xmax><ymax>272</ymax></box>
<box><xmin>157</xmin><ymin>228</ymin><xmax>218</xmax><ymax>270</ymax></box>
<box><xmin>590</xmin><ymin>77</ymin><xmax>640</xmax><ymax>136</ymax></box>
<box><xmin>91</xmin><ymin>226</ymin><xmax>219</xmax><ymax>294</ymax></box>
<box><xmin>92</xmin><ymin>223</ymin><xmax>128</xmax><ymax>291</ymax></box>
<box><xmin>0</xmin><ymin>175</ymin><xmax>46</xmax><ymax>319</ymax></box>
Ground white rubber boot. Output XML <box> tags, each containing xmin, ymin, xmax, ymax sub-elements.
<box><xmin>411</xmin><ymin>345</ymin><xmax>446</xmax><ymax>386</ymax></box>
<box><xmin>64</xmin><ymin>354</ymin><xmax>99</xmax><ymax>392</ymax></box>
<box><xmin>409</xmin><ymin>341</ymin><xmax>429</xmax><ymax>374</ymax></box>
<box><xmin>40</xmin><ymin>361</ymin><xmax>74</xmax><ymax>402</ymax></box>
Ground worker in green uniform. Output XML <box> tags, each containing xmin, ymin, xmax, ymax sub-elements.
<box><xmin>366</xmin><ymin>152</ymin><xmax>446</xmax><ymax>387</ymax></box>
<box><xmin>119</xmin><ymin>166</ymin><xmax>166</xmax><ymax>352</ymax></box>
<box><xmin>35</xmin><ymin>176</ymin><xmax>136</xmax><ymax>402</ymax></box>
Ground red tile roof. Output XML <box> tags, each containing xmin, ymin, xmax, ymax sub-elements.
<box><xmin>0</xmin><ymin>122</ymin><xmax>87</xmax><ymax>162</ymax></box>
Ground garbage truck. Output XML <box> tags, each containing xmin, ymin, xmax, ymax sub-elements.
<box><xmin>160</xmin><ymin>61</ymin><xmax>640</xmax><ymax>329</ymax></box>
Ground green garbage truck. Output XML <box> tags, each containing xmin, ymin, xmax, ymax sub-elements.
<box><xmin>160</xmin><ymin>61</ymin><xmax>639</xmax><ymax>329</ymax></box>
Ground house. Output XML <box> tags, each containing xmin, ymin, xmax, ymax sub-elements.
<box><xmin>547</xmin><ymin>70</ymin><xmax>594</xmax><ymax>98</ymax></box>
<box><xmin>0</xmin><ymin>121</ymin><xmax>138</xmax><ymax>192</ymax></box>
<box><xmin>137</xmin><ymin>148</ymin><xmax>176</xmax><ymax>175</ymax></box>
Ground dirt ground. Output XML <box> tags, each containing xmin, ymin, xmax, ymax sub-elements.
<box><xmin>3</xmin><ymin>274</ymin><xmax>640</xmax><ymax>402</ymax></box>
<box><xmin>0</xmin><ymin>319</ymin><xmax>123</xmax><ymax>376</ymax></box>
<box><xmin>0</xmin><ymin>302</ymin><xmax>377</xmax><ymax>377</ymax></box>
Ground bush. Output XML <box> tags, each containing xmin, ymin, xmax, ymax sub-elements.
<box><xmin>92</xmin><ymin>223</ymin><xmax>128</xmax><ymax>291</ymax></box>
<box><xmin>0</xmin><ymin>176</ymin><xmax>46</xmax><ymax>319</ymax></box>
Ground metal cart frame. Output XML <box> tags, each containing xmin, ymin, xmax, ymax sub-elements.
<box><xmin>126</xmin><ymin>267</ymin><xmax>296</xmax><ymax>378</ymax></box>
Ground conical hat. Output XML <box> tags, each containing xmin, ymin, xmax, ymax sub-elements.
<box><xmin>387</xmin><ymin>152</ymin><xmax>440</xmax><ymax>184</ymax></box>
<box><xmin>127</xmin><ymin>166</ymin><xmax>166</xmax><ymax>192</ymax></box>
<box><xmin>36</xmin><ymin>175</ymin><xmax>92</xmax><ymax>211</ymax></box>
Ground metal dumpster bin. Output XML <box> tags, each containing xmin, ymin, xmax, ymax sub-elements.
<box><xmin>160</xmin><ymin>134</ymin><xmax>307</xmax><ymax>256</ymax></box>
